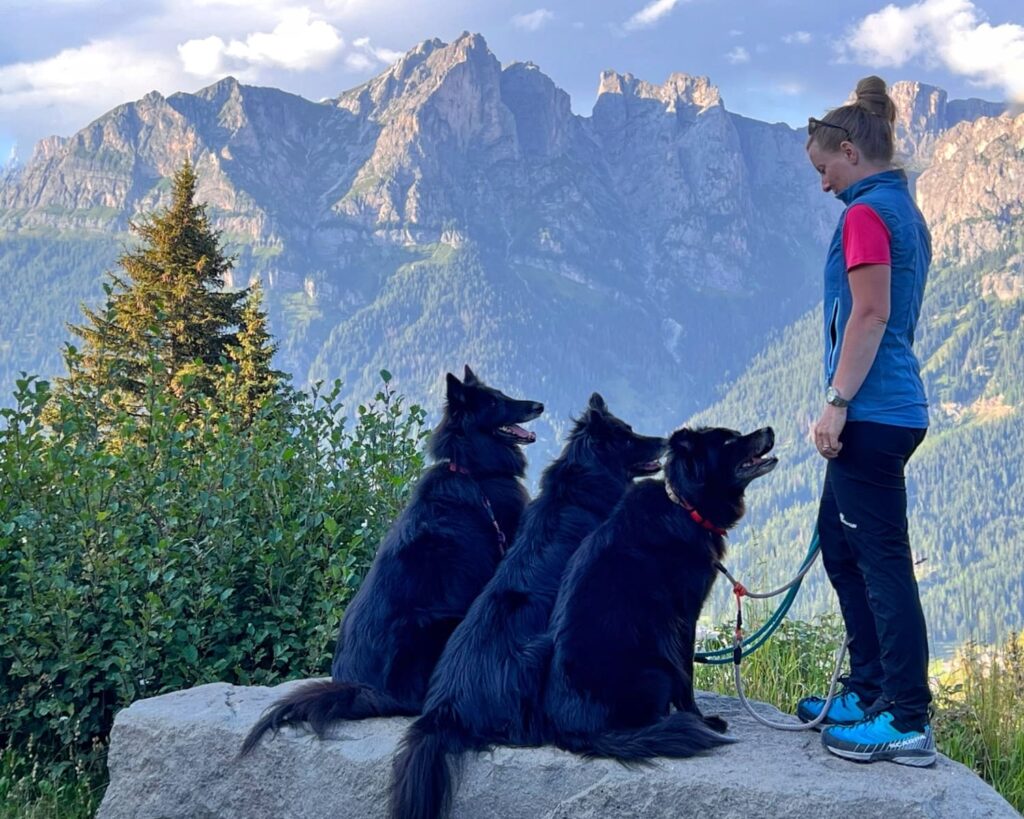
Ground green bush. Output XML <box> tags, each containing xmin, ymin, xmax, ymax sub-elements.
<box><xmin>0</xmin><ymin>370</ymin><xmax>426</xmax><ymax>756</ymax></box>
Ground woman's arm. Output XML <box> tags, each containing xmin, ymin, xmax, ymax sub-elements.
<box><xmin>831</xmin><ymin>263</ymin><xmax>891</xmax><ymax>400</ymax></box>
<box><xmin>814</xmin><ymin>263</ymin><xmax>890</xmax><ymax>458</ymax></box>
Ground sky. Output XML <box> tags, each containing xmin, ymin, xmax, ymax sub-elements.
<box><xmin>1</xmin><ymin>0</ymin><xmax>1022</xmax><ymax>164</ymax></box>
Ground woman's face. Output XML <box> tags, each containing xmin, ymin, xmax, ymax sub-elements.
<box><xmin>807</xmin><ymin>141</ymin><xmax>855</xmax><ymax>195</ymax></box>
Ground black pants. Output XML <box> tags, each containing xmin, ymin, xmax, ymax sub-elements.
<box><xmin>817</xmin><ymin>420</ymin><xmax>930</xmax><ymax>731</ymax></box>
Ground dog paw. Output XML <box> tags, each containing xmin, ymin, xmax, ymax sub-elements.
<box><xmin>703</xmin><ymin>714</ymin><xmax>729</xmax><ymax>733</ymax></box>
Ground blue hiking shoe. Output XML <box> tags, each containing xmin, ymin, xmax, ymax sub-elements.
<box><xmin>796</xmin><ymin>687</ymin><xmax>868</xmax><ymax>728</ymax></box>
<box><xmin>821</xmin><ymin>711</ymin><xmax>936</xmax><ymax>767</ymax></box>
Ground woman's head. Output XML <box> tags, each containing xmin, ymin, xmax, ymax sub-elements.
<box><xmin>806</xmin><ymin>76</ymin><xmax>897</xmax><ymax>194</ymax></box>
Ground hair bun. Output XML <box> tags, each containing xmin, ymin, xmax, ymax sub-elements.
<box><xmin>855</xmin><ymin>75</ymin><xmax>896</xmax><ymax>123</ymax></box>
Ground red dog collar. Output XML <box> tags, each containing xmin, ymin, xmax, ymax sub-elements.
<box><xmin>665</xmin><ymin>483</ymin><xmax>727</xmax><ymax>537</ymax></box>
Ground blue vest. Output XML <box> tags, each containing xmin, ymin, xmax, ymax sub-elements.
<box><xmin>823</xmin><ymin>170</ymin><xmax>930</xmax><ymax>428</ymax></box>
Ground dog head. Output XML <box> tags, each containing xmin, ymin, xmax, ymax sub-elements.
<box><xmin>664</xmin><ymin>425</ymin><xmax>777</xmax><ymax>532</ymax></box>
<box><xmin>569</xmin><ymin>393</ymin><xmax>665</xmax><ymax>478</ymax></box>
<box><xmin>430</xmin><ymin>366</ymin><xmax>544</xmax><ymax>474</ymax></box>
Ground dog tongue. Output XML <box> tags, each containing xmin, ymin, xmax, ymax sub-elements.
<box><xmin>507</xmin><ymin>424</ymin><xmax>536</xmax><ymax>443</ymax></box>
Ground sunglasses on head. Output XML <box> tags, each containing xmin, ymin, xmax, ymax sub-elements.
<box><xmin>807</xmin><ymin>117</ymin><xmax>852</xmax><ymax>141</ymax></box>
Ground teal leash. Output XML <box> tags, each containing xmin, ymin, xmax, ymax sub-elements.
<box><xmin>693</xmin><ymin>528</ymin><xmax>852</xmax><ymax>731</ymax></box>
<box><xmin>694</xmin><ymin>530</ymin><xmax>821</xmax><ymax>665</ymax></box>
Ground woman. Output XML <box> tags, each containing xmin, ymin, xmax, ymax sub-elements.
<box><xmin>794</xmin><ymin>76</ymin><xmax>935</xmax><ymax>767</ymax></box>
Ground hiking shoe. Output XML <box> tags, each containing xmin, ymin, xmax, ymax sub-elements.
<box><xmin>796</xmin><ymin>688</ymin><xmax>867</xmax><ymax>727</ymax></box>
<box><xmin>821</xmin><ymin>711</ymin><xmax>937</xmax><ymax>767</ymax></box>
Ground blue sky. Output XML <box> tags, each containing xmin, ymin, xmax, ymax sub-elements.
<box><xmin>2</xmin><ymin>0</ymin><xmax>1022</xmax><ymax>164</ymax></box>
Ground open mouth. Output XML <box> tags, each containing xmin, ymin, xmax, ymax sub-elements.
<box><xmin>631</xmin><ymin>460</ymin><xmax>662</xmax><ymax>476</ymax></box>
<box><xmin>737</xmin><ymin>440</ymin><xmax>778</xmax><ymax>479</ymax></box>
<box><xmin>498</xmin><ymin>424</ymin><xmax>537</xmax><ymax>444</ymax></box>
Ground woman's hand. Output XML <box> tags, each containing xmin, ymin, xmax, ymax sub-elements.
<box><xmin>813</xmin><ymin>404</ymin><xmax>847</xmax><ymax>459</ymax></box>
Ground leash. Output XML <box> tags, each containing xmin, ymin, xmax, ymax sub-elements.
<box><xmin>448</xmin><ymin>461</ymin><xmax>507</xmax><ymax>555</ymax></box>
<box><xmin>696</xmin><ymin>529</ymin><xmax>851</xmax><ymax>731</ymax></box>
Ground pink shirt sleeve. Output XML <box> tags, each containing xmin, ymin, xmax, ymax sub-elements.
<box><xmin>842</xmin><ymin>204</ymin><xmax>891</xmax><ymax>271</ymax></box>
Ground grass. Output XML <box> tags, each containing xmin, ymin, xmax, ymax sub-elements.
<box><xmin>0</xmin><ymin>747</ymin><xmax>105</xmax><ymax>819</ymax></box>
<box><xmin>5</xmin><ymin>619</ymin><xmax>1022</xmax><ymax>816</ymax></box>
<box><xmin>932</xmin><ymin>634</ymin><xmax>1024</xmax><ymax>811</ymax></box>
<box><xmin>695</xmin><ymin>609</ymin><xmax>848</xmax><ymax>712</ymax></box>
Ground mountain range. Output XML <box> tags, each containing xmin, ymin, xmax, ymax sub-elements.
<box><xmin>1</xmin><ymin>32</ymin><xmax>1020</xmax><ymax>645</ymax></box>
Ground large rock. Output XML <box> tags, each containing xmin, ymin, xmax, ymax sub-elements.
<box><xmin>97</xmin><ymin>679</ymin><xmax>1017</xmax><ymax>818</ymax></box>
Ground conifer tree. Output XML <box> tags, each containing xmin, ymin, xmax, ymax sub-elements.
<box><xmin>226</xmin><ymin>278</ymin><xmax>286</xmax><ymax>418</ymax></box>
<box><xmin>61</xmin><ymin>160</ymin><xmax>247</xmax><ymax>415</ymax></box>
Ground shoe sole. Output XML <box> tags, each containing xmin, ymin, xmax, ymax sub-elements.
<box><xmin>825</xmin><ymin>744</ymin><xmax>937</xmax><ymax>767</ymax></box>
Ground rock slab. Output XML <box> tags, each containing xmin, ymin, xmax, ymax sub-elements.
<box><xmin>97</xmin><ymin>680</ymin><xmax>1018</xmax><ymax>819</ymax></box>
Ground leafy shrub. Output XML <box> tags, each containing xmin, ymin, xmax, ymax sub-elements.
<box><xmin>0</xmin><ymin>370</ymin><xmax>426</xmax><ymax>756</ymax></box>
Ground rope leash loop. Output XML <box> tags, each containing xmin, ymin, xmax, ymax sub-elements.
<box><xmin>696</xmin><ymin>529</ymin><xmax>852</xmax><ymax>732</ymax></box>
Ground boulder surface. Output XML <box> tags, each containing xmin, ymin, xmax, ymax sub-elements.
<box><xmin>97</xmin><ymin>679</ymin><xmax>1018</xmax><ymax>818</ymax></box>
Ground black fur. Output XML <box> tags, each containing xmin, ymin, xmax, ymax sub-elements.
<box><xmin>240</xmin><ymin>367</ymin><xmax>543</xmax><ymax>756</ymax></box>
<box><xmin>389</xmin><ymin>395</ymin><xmax>665</xmax><ymax>819</ymax></box>
<box><xmin>540</xmin><ymin>425</ymin><xmax>777</xmax><ymax>761</ymax></box>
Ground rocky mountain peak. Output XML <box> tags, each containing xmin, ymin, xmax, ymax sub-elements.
<box><xmin>500</xmin><ymin>61</ymin><xmax>573</xmax><ymax>157</ymax></box>
<box><xmin>595</xmin><ymin>71</ymin><xmax>721</xmax><ymax>112</ymax></box>
<box><xmin>917</xmin><ymin>111</ymin><xmax>1023</xmax><ymax>263</ymax></box>
<box><xmin>333</xmin><ymin>32</ymin><xmax>500</xmax><ymax>124</ymax></box>
<box><xmin>193</xmin><ymin>76</ymin><xmax>243</xmax><ymax>106</ymax></box>
<box><xmin>890</xmin><ymin>79</ymin><xmax>1006</xmax><ymax>170</ymax></box>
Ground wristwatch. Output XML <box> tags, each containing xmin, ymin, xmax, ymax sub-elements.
<box><xmin>825</xmin><ymin>385</ymin><xmax>849</xmax><ymax>408</ymax></box>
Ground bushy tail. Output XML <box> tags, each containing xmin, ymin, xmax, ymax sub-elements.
<box><xmin>389</xmin><ymin>707</ymin><xmax>468</xmax><ymax>819</ymax></box>
<box><xmin>558</xmin><ymin>711</ymin><xmax>733</xmax><ymax>762</ymax></box>
<box><xmin>239</xmin><ymin>680</ymin><xmax>414</xmax><ymax>757</ymax></box>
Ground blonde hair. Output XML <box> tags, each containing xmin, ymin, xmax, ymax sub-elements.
<box><xmin>808</xmin><ymin>76</ymin><xmax>897</xmax><ymax>163</ymax></box>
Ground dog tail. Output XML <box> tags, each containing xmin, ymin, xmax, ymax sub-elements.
<box><xmin>558</xmin><ymin>711</ymin><xmax>733</xmax><ymax>762</ymax></box>
<box><xmin>389</xmin><ymin>706</ymin><xmax>468</xmax><ymax>819</ymax></box>
<box><xmin>239</xmin><ymin>680</ymin><xmax>413</xmax><ymax>757</ymax></box>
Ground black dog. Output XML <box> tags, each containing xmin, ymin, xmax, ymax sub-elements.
<box><xmin>389</xmin><ymin>395</ymin><xmax>665</xmax><ymax>819</ymax></box>
<box><xmin>240</xmin><ymin>367</ymin><xmax>543</xmax><ymax>756</ymax></box>
<box><xmin>540</xmin><ymin>425</ymin><xmax>777</xmax><ymax>761</ymax></box>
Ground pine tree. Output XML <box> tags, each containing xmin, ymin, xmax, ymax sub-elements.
<box><xmin>60</xmin><ymin>160</ymin><xmax>247</xmax><ymax>416</ymax></box>
<box><xmin>226</xmin><ymin>278</ymin><xmax>286</xmax><ymax>418</ymax></box>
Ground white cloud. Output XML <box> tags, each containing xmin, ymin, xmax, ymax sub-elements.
<box><xmin>344</xmin><ymin>52</ymin><xmax>373</xmax><ymax>71</ymax></box>
<box><xmin>783</xmin><ymin>31</ymin><xmax>812</xmax><ymax>44</ymax></box>
<box><xmin>624</xmin><ymin>0</ymin><xmax>689</xmax><ymax>31</ymax></box>
<box><xmin>346</xmin><ymin>36</ymin><xmax>404</xmax><ymax>69</ymax></box>
<box><xmin>511</xmin><ymin>9</ymin><xmax>554</xmax><ymax>32</ymax></box>
<box><xmin>178</xmin><ymin>7</ymin><xmax>344</xmax><ymax>77</ymax></box>
<box><xmin>0</xmin><ymin>38</ymin><xmax>180</xmax><ymax>112</ymax></box>
<box><xmin>726</xmin><ymin>46</ymin><xmax>750</xmax><ymax>64</ymax></box>
<box><xmin>178</xmin><ymin>35</ymin><xmax>229</xmax><ymax>76</ymax></box>
<box><xmin>845</xmin><ymin>0</ymin><xmax>1024</xmax><ymax>100</ymax></box>
<box><xmin>776</xmin><ymin>82</ymin><xmax>805</xmax><ymax>95</ymax></box>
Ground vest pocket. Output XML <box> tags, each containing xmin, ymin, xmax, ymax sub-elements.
<box><xmin>827</xmin><ymin>297</ymin><xmax>840</xmax><ymax>379</ymax></box>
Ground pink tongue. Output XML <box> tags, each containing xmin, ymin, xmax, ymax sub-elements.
<box><xmin>508</xmin><ymin>424</ymin><xmax>536</xmax><ymax>442</ymax></box>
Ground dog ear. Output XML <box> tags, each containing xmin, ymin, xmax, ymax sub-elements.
<box><xmin>463</xmin><ymin>365</ymin><xmax>479</xmax><ymax>385</ymax></box>
<box><xmin>588</xmin><ymin>392</ymin><xmax>607</xmax><ymax>413</ymax></box>
<box><xmin>669</xmin><ymin>427</ymin><xmax>696</xmax><ymax>452</ymax></box>
<box><xmin>446</xmin><ymin>372</ymin><xmax>466</xmax><ymax>405</ymax></box>
<box><xmin>669</xmin><ymin>428</ymin><xmax>705</xmax><ymax>484</ymax></box>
